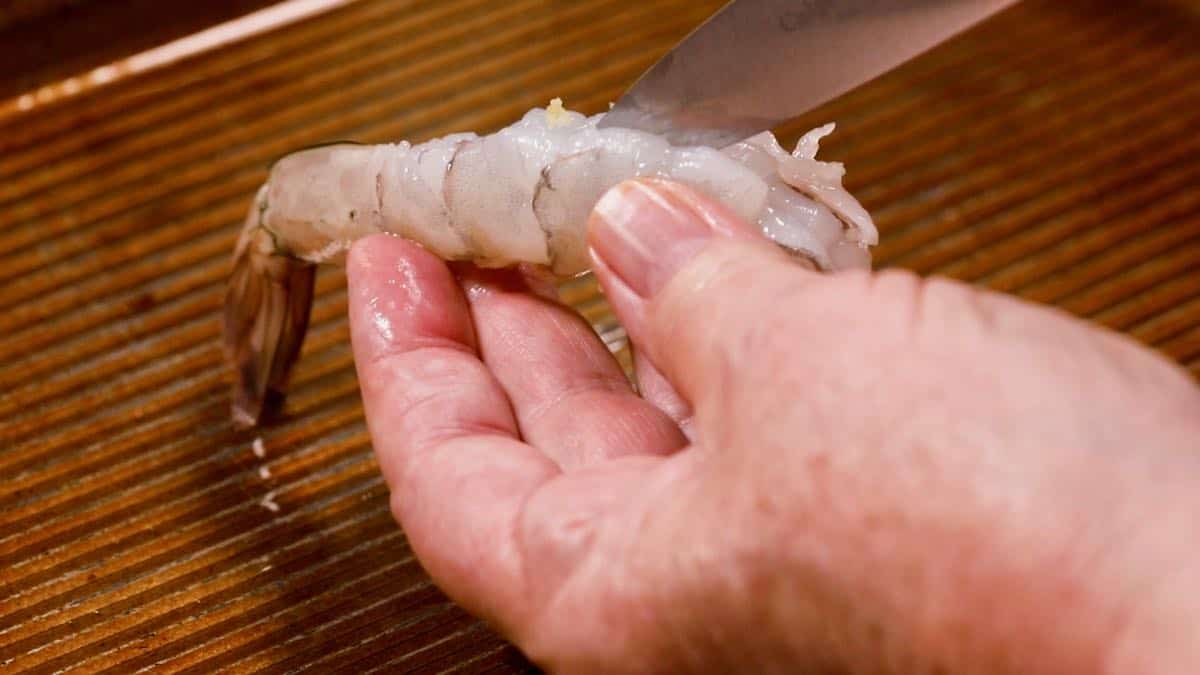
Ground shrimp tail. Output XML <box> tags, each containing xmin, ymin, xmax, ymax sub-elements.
<box><xmin>222</xmin><ymin>190</ymin><xmax>316</xmax><ymax>427</ymax></box>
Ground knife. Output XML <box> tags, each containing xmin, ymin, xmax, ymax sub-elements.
<box><xmin>598</xmin><ymin>0</ymin><xmax>1020</xmax><ymax>148</ymax></box>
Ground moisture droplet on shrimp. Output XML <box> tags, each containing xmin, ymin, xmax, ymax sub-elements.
<box><xmin>223</xmin><ymin>99</ymin><xmax>878</xmax><ymax>427</ymax></box>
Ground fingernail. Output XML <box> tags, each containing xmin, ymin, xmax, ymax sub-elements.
<box><xmin>347</xmin><ymin>234</ymin><xmax>474</xmax><ymax>358</ymax></box>
<box><xmin>588</xmin><ymin>180</ymin><xmax>714</xmax><ymax>298</ymax></box>
<box><xmin>348</xmin><ymin>238</ymin><xmax>414</xmax><ymax>352</ymax></box>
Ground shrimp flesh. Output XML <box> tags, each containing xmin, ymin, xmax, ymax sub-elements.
<box><xmin>224</xmin><ymin>99</ymin><xmax>878</xmax><ymax>426</ymax></box>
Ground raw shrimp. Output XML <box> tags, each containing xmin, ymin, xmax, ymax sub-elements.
<box><xmin>224</xmin><ymin>99</ymin><xmax>878</xmax><ymax>426</ymax></box>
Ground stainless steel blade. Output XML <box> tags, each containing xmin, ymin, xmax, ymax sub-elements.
<box><xmin>598</xmin><ymin>0</ymin><xmax>1019</xmax><ymax>147</ymax></box>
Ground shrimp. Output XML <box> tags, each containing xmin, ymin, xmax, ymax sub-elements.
<box><xmin>224</xmin><ymin>99</ymin><xmax>878</xmax><ymax>426</ymax></box>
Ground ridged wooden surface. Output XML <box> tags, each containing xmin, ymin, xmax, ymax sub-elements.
<box><xmin>1</xmin><ymin>0</ymin><xmax>1198</xmax><ymax>672</ymax></box>
<box><xmin>0</xmin><ymin>0</ymin><xmax>282</xmax><ymax>100</ymax></box>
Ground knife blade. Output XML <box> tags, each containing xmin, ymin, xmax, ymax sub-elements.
<box><xmin>598</xmin><ymin>0</ymin><xmax>1019</xmax><ymax>148</ymax></box>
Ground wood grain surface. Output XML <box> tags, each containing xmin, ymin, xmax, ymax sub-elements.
<box><xmin>1</xmin><ymin>0</ymin><xmax>1198</xmax><ymax>672</ymax></box>
<box><xmin>0</xmin><ymin>0</ymin><xmax>283</xmax><ymax>101</ymax></box>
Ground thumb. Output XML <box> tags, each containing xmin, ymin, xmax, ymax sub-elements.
<box><xmin>586</xmin><ymin>178</ymin><xmax>823</xmax><ymax>416</ymax></box>
<box><xmin>586</xmin><ymin>180</ymin><xmax>1200</xmax><ymax>454</ymax></box>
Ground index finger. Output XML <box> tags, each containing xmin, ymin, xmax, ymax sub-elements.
<box><xmin>347</xmin><ymin>234</ymin><xmax>559</xmax><ymax>628</ymax></box>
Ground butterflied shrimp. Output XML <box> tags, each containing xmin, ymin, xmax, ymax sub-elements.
<box><xmin>224</xmin><ymin>98</ymin><xmax>878</xmax><ymax>426</ymax></box>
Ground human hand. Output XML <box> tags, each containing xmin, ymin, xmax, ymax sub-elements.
<box><xmin>346</xmin><ymin>178</ymin><xmax>1200</xmax><ymax>674</ymax></box>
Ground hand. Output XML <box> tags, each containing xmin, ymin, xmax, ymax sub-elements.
<box><xmin>346</xmin><ymin>179</ymin><xmax>1200</xmax><ymax>674</ymax></box>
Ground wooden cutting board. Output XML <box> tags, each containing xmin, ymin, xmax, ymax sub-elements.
<box><xmin>1</xmin><ymin>0</ymin><xmax>1197</xmax><ymax>671</ymax></box>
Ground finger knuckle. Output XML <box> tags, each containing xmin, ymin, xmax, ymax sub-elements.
<box><xmin>854</xmin><ymin>269</ymin><xmax>987</xmax><ymax>344</ymax></box>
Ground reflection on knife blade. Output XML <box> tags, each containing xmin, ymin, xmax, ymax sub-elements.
<box><xmin>599</xmin><ymin>0</ymin><xmax>1019</xmax><ymax>147</ymax></box>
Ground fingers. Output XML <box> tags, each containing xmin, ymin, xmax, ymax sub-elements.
<box><xmin>455</xmin><ymin>265</ymin><xmax>687</xmax><ymax>470</ymax></box>
<box><xmin>347</xmin><ymin>235</ymin><xmax>517</xmax><ymax>481</ymax></box>
<box><xmin>632</xmin><ymin>346</ymin><xmax>694</xmax><ymax>440</ymax></box>
<box><xmin>346</xmin><ymin>234</ymin><xmax>558</xmax><ymax>625</ymax></box>
<box><xmin>587</xmin><ymin>179</ymin><xmax>806</xmax><ymax>417</ymax></box>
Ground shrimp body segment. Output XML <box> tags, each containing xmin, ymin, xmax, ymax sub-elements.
<box><xmin>224</xmin><ymin>102</ymin><xmax>878</xmax><ymax>426</ymax></box>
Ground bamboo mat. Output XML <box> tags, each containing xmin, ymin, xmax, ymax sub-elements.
<box><xmin>1</xmin><ymin>0</ymin><xmax>1198</xmax><ymax>672</ymax></box>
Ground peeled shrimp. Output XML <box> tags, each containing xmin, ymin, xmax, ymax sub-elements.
<box><xmin>224</xmin><ymin>99</ymin><xmax>878</xmax><ymax>426</ymax></box>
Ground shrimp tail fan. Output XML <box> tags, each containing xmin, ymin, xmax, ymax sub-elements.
<box><xmin>223</xmin><ymin>196</ymin><xmax>316</xmax><ymax>428</ymax></box>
